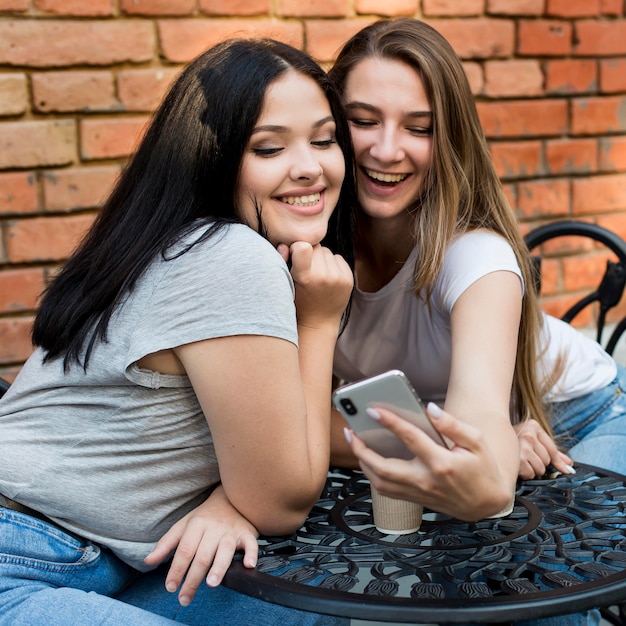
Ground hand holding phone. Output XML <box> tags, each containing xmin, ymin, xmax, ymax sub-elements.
<box><xmin>332</xmin><ymin>369</ymin><xmax>449</xmax><ymax>459</ymax></box>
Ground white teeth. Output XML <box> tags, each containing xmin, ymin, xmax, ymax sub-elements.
<box><xmin>366</xmin><ymin>169</ymin><xmax>408</xmax><ymax>183</ymax></box>
<box><xmin>279</xmin><ymin>193</ymin><xmax>321</xmax><ymax>206</ymax></box>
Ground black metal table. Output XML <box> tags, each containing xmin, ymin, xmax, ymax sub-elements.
<box><xmin>223</xmin><ymin>465</ymin><xmax>626</xmax><ymax>623</ymax></box>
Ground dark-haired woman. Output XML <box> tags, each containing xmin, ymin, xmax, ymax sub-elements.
<box><xmin>0</xmin><ymin>38</ymin><xmax>353</xmax><ymax>625</ymax></box>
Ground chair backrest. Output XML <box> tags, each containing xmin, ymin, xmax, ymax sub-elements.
<box><xmin>524</xmin><ymin>220</ymin><xmax>626</xmax><ymax>357</ymax></box>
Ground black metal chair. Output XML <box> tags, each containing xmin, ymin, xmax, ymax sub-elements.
<box><xmin>525</xmin><ymin>220</ymin><xmax>626</xmax><ymax>625</ymax></box>
<box><xmin>524</xmin><ymin>220</ymin><xmax>626</xmax><ymax>358</ymax></box>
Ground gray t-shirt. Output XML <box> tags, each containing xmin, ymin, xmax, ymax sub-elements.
<box><xmin>0</xmin><ymin>223</ymin><xmax>297</xmax><ymax>570</ymax></box>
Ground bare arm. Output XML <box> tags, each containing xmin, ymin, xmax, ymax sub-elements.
<box><xmin>343</xmin><ymin>271</ymin><xmax>522</xmax><ymax>520</ymax></box>
<box><xmin>174</xmin><ymin>243</ymin><xmax>352</xmax><ymax>536</ymax></box>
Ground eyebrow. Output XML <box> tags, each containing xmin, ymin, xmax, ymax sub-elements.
<box><xmin>345</xmin><ymin>101</ymin><xmax>432</xmax><ymax>120</ymax></box>
<box><xmin>251</xmin><ymin>115</ymin><xmax>336</xmax><ymax>135</ymax></box>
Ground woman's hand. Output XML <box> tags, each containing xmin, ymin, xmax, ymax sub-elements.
<box><xmin>515</xmin><ymin>419</ymin><xmax>574</xmax><ymax>479</ymax></box>
<box><xmin>344</xmin><ymin>404</ymin><xmax>516</xmax><ymax>521</ymax></box>
<box><xmin>277</xmin><ymin>242</ymin><xmax>353</xmax><ymax>329</ymax></box>
<box><xmin>144</xmin><ymin>485</ymin><xmax>258</xmax><ymax>607</ymax></box>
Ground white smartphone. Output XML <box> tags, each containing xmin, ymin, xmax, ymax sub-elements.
<box><xmin>332</xmin><ymin>369</ymin><xmax>449</xmax><ymax>459</ymax></box>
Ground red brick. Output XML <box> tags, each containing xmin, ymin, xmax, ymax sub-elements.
<box><xmin>200</xmin><ymin>0</ymin><xmax>270</xmax><ymax>15</ymax></box>
<box><xmin>0</xmin><ymin>20</ymin><xmax>154</xmax><ymax>67</ymax></box>
<box><xmin>422</xmin><ymin>0</ymin><xmax>482</xmax><ymax>16</ymax></box>
<box><xmin>0</xmin><ymin>268</ymin><xmax>46</xmax><ymax>313</ymax></box>
<box><xmin>117</xmin><ymin>68</ymin><xmax>181</xmax><ymax>112</ymax></box>
<box><xmin>428</xmin><ymin>18</ymin><xmax>514</xmax><ymax>59</ymax></box>
<box><xmin>601</xmin><ymin>0</ymin><xmax>623</xmax><ymax>16</ymax></box>
<box><xmin>42</xmin><ymin>166</ymin><xmax>120</xmax><ymax>212</ymax></box>
<box><xmin>517</xmin><ymin>20</ymin><xmax>572</xmax><ymax>56</ymax></box>
<box><xmin>80</xmin><ymin>117</ymin><xmax>149</xmax><ymax>160</ymax></box>
<box><xmin>545</xmin><ymin>138</ymin><xmax>597</xmax><ymax>175</ymax></box>
<box><xmin>462</xmin><ymin>61</ymin><xmax>484</xmax><ymax>95</ymax></box>
<box><xmin>305</xmin><ymin>19</ymin><xmax>374</xmax><ymax>62</ymax></box>
<box><xmin>278</xmin><ymin>0</ymin><xmax>349</xmax><ymax>17</ymax></box>
<box><xmin>355</xmin><ymin>0</ymin><xmax>417</xmax><ymax>16</ymax></box>
<box><xmin>158</xmin><ymin>19</ymin><xmax>303</xmax><ymax>63</ymax></box>
<box><xmin>32</xmin><ymin>71</ymin><xmax>118</xmax><ymax>113</ymax></box>
<box><xmin>6</xmin><ymin>213</ymin><xmax>96</xmax><ymax>263</ymax></box>
<box><xmin>545</xmin><ymin>59</ymin><xmax>597</xmax><ymax>95</ymax></box>
<box><xmin>490</xmin><ymin>140</ymin><xmax>543</xmax><ymax>179</ymax></box>
<box><xmin>486</xmin><ymin>0</ymin><xmax>543</xmax><ymax>14</ymax></box>
<box><xmin>546</xmin><ymin>0</ymin><xmax>601</xmax><ymax>17</ymax></box>
<box><xmin>574</xmin><ymin>20</ymin><xmax>626</xmax><ymax>56</ymax></box>
<box><xmin>600</xmin><ymin>58</ymin><xmax>626</xmax><ymax>93</ymax></box>
<box><xmin>573</xmin><ymin>173</ymin><xmax>626</xmax><ymax>213</ymax></box>
<box><xmin>484</xmin><ymin>60</ymin><xmax>543</xmax><ymax>97</ymax></box>
<box><xmin>599</xmin><ymin>136</ymin><xmax>626</xmax><ymax>172</ymax></box>
<box><xmin>562</xmin><ymin>254</ymin><xmax>610</xmax><ymax>293</ymax></box>
<box><xmin>0</xmin><ymin>0</ymin><xmax>29</xmax><ymax>9</ymax></box>
<box><xmin>517</xmin><ymin>179</ymin><xmax>570</xmax><ymax>219</ymax></box>
<box><xmin>0</xmin><ymin>120</ymin><xmax>76</xmax><ymax>169</ymax></box>
<box><xmin>0</xmin><ymin>317</ymin><xmax>34</xmax><ymax>365</ymax></box>
<box><xmin>121</xmin><ymin>0</ymin><xmax>195</xmax><ymax>15</ymax></box>
<box><xmin>34</xmin><ymin>0</ymin><xmax>114</xmax><ymax>15</ymax></box>
<box><xmin>477</xmin><ymin>100</ymin><xmax>568</xmax><ymax>138</ymax></box>
<box><xmin>597</xmin><ymin>213</ymin><xmax>626</xmax><ymax>243</ymax></box>
<box><xmin>0</xmin><ymin>172</ymin><xmax>38</xmax><ymax>215</ymax></box>
<box><xmin>0</xmin><ymin>73</ymin><xmax>27</xmax><ymax>116</ymax></box>
<box><xmin>571</xmin><ymin>96</ymin><xmax>626</xmax><ymax>135</ymax></box>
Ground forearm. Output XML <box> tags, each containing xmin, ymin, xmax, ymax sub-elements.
<box><xmin>297</xmin><ymin>322</ymin><xmax>342</xmax><ymax>486</ymax></box>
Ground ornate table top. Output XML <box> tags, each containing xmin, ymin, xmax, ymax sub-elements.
<box><xmin>224</xmin><ymin>465</ymin><xmax>626</xmax><ymax>623</ymax></box>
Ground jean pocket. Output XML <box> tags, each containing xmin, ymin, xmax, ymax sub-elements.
<box><xmin>0</xmin><ymin>507</ymin><xmax>100</xmax><ymax>570</ymax></box>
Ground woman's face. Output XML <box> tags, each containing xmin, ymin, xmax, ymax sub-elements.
<box><xmin>236</xmin><ymin>70</ymin><xmax>345</xmax><ymax>248</ymax></box>
<box><xmin>343</xmin><ymin>57</ymin><xmax>433</xmax><ymax>221</ymax></box>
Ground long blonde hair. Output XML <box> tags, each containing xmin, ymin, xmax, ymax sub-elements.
<box><xmin>330</xmin><ymin>18</ymin><xmax>552</xmax><ymax>433</ymax></box>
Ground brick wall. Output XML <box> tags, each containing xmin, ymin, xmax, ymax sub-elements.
<box><xmin>1</xmin><ymin>0</ymin><xmax>626</xmax><ymax>379</ymax></box>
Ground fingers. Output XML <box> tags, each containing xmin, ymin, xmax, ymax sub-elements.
<box><xmin>276</xmin><ymin>243</ymin><xmax>290</xmax><ymax>263</ymax></box>
<box><xmin>144</xmin><ymin>521</ymin><xmax>182</xmax><ymax>566</ymax></box>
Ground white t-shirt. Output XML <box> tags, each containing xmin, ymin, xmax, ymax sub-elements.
<box><xmin>334</xmin><ymin>230</ymin><xmax>616</xmax><ymax>404</ymax></box>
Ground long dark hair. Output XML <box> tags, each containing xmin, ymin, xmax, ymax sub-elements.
<box><xmin>33</xmin><ymin>38</ymin><xmax>355</xmax><ymax>370</ymax></box>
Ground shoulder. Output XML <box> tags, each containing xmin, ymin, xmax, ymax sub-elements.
<box><xmin>434</xmin><ymin>230</ymin><xmax>522</xmax><ymax>310</ymax></box>
<box><xmin>167</xmin><ymin>223</ymin><xmax>290</xmax><ymax>283</ymax></box>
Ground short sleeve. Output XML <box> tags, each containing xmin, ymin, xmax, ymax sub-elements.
<box><xmin>124</xmin><ymin>224</ymin><xmax>297</xmax><ymax>375</ymax></box>
<box><xmin>435</xmin><ymin>231</ymin><xmax>524</xmax><ymax>313</ymax></box>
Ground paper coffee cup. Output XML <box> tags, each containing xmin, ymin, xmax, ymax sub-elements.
<box><xmin>370</xmin><ymin>485</ymin><xmax>423</xmax><ymax>534</ymax></box>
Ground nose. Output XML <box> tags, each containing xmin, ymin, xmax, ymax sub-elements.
<box><xmin>369</xmin><ymin>126</ymin><xmax>404</xmax><ymax>163</ymax></box>
<box><xmin>289</xmin><ymin>144</ymin><xmax>323</xmax><ymax>181</ymax></box>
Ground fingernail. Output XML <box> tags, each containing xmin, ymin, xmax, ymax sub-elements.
<box><xmin>179</xmin><ymin>595</ymin><xmax>191</xmax><ymax>606</ymax></box>
<box><xmin>565</xmin><ymin>464</ymin><xmax>576</xmax><ymax>474</ymax></box>
<box><xmin>207</xmin><ymin>574</ymin><xmax>219</xmax><ymax>587</ymax></box>
<box><xmin>246</xmin><ymin>557</ymin><xmax>257</xmax><ymax>568</ymax></box>
<box><xmin>427</xmin><ymin>402</ymin><xmax>443</xmax><ymax>419</ymax></box>
<box><xmin>343</xmin><ymin>427</ymin><xmax>352</xmax><ymax>444</ymax></box>
<box><xmin>366</xmin><ymin>407</ymin><xmax>381</xmax><ymax>421</ymax></box>
<box><xmin>166</xmin><ymin>581</ymin><xmax>177</xmax><ymax>593</ymax></box>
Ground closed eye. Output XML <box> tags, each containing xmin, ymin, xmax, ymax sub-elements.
<box><xmin>252</xmin><ymin>147</ymin><xmax>284</xmax><ymax>157</ymax></box>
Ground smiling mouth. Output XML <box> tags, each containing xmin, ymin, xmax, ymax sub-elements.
<box><xmin>278</xmin><ymin>192</ymin><xmax>321</xmax><ymax>206</ymax></box>
<box><xmin>365</xmin><ymin>168</ymin><xmax>409</xmax><ymax>184</ymax></box>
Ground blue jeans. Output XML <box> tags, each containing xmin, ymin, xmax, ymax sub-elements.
<box><xmin>0</xmin><ymin>507</ymin><xmax>347</xmax><ymax>625</ymax></box>
<box><xmin>549</xmin><ymin>363</ymin><xmax>626</xmax><ymax>475</ymax></box>
<box><xmin>514</xmin><ymin>365</ymin><xmax>626</xmax><ymax>626</ymax></box>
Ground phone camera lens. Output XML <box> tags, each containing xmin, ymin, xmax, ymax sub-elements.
<box><xmin>340</xmin><ymin>398</ymin><xmax>357</xmax><ymax>415</ymax></box>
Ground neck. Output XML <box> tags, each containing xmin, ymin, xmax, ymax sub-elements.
<box><xmin>355</xmin><ymin>212</ymin><xmax>415</xmax><ymax>292</ymax></box>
